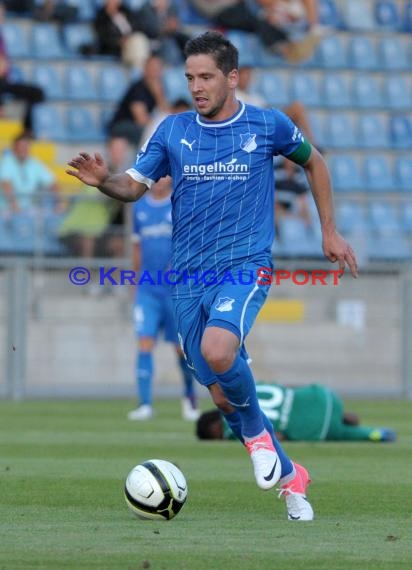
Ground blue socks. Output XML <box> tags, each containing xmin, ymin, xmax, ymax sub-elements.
<box><xmin>178</xmin><ymin>354</ymin><xmax>196</xmax><ymax>405</ymax></box>
<box><xmin>136</xmin><ymin>351</ymin><xmax>153</xmax><ymax>405</ymax></box>
<box><xmin>216</xmin><ymin>354</ymin><xmax>293</xmax><ymax>478</ymax></box>
<box><xmin>215</xmin><ymin>355</ymin><xmax>264</xmax><ymax>438</ymax></box>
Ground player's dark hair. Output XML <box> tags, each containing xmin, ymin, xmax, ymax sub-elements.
<box><xmin>184</xmin><ymin>31</ymin><xmax>239</xmax><ymax>76</ymax></box>
<box><xmin>196</xmin><ymin>409</ymin><xmax>222</xmax><ymax>439</ymax></box>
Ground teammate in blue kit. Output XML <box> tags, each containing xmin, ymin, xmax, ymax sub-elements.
<box><xmin>129</xmin><ymin>175</ymin><xmax>200</xmax><ymax>422</ymax></box>
<box><xmin>67</xmin><ymin>32</ymin><xmax>358</xmax><ymax>521</ymax></box>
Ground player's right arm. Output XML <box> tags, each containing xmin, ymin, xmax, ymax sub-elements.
<box><xmin>66</xmin><ymin>152</ymin><xmax>148</xmax><ymax>202</ymax></box>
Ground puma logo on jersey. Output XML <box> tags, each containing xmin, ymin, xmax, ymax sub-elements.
<box><xmin>180</xmin><ymin>138</ymin><xmax>196</xmax><ymax>151</ymax></box>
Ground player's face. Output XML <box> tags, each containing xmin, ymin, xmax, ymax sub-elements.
<box><xmin>185</xmin><ymin>54</ymin><xmax>239</xmax><ymax>121</ymax></box>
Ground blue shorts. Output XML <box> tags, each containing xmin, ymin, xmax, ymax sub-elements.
<box><xmin>134</xmin><ymin>288</ymin><xmax>178</xmax><ymax>343</ymax></box>
<box><xmin>172</xmin><ymin>272</ymin><xmax>270</xmax><ymax>386</ymax></box>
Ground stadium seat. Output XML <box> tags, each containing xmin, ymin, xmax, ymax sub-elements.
<box><xmin>318</xmin><ymin>0</ymin><xmax>343</xmax><ymax>28</ymax></box>
<box><xmin>290</xmin><ymin>73</ymin><xmax>321</xmax><ymax>107</ymax></box>
<box><xmin>357</xmin><ymin>113</ymin><xmax>389</xmax><ymax>149</ymax></box>
<box><xmin>32</xmin><ymin>103</ymin><xmax>67</xmax><ymax>142</ymax></box>
<box><xmin>68</xmin><ymin>0</ymin><xmax>97</xmax><ymax>22</ymax></box>
<box><xmin>66</xmin><ymin>106</ymin><xmax>105</xmax><ymax>143</ymax></box>
<box><xmin>2</xmin><ymin>22</ymin><xmax>30</xmax><ymax>59</ymax></box>
<box><xmin>9</xmin><ymin>213</ymin><xmax>36</xmax><ymax>255</ymax></box>
<box><xmin>367</xmin><ymin>231</ymin><xmax>410</xmax><ymax>261</ymax></box>
<box><xmin>162</xmin><ymin>67</ymin><xmax>189</xmax><ymax>104</ymax></box>
<box><xmin>368</xmin><ymin>200</ymin><xmax>399</xmax><ymax>232</ymax></box>
<box><xmin>316</xmin><ymin>35</ymin><xmax>347</xmax><ymax>68</ymax></box>
<box><xmin>374</xmin><ymin>0</ymin><xmax>401</xmax><ymax>30</ymax></box>
<box><xmin>173</xmin><ymin>0</ymin><xmax>212</xmax><ymax>25</ymax></box>
<box><xmin>325</xmin><ymin>113</ymin><xmax>356</xmax><ymax>148</ymax></box>
<box><xmin>8</xmin><ymin>64</ymin><xmax>25</xmax><ymax>83</ymax></box>
<box><xmin>389</xmin><ymin>115</ymin><xmax>412</xmax><ymax>149</ymax></box>
<box><xmin>335</xmin><ymin>201</ymin><xmax>367</xmax><ymax>234</ymax></box>
<box><xmin>65</xmin><ymin>65</ymin><xmax>98</xmax><ymax>101</ymax></box>
<box><xmin>98</xmin><ymin>66</ymin><xmax>129</xmax><ymax>103</ymax></box>
<box><xmin>341</xmin><ymin>0</ymin><xmax>376</xmax><ymax>30</ymax></box>
<box><xmin>276</xmin><ymin>216</ymin><xmax>322</xmax><ymax>258</ymax></box>
<box><xmin>394</xmin><ymin>157</ymin><xmax>412</xmax><ymax>191</ymax></box>
<box><xmin>322</xmin><ymin>73</ymin><xmax>351</xmax><ymax>107</ymax></box>
<box><xmin>378</xmin><ymin>37</ymin><xmax>409</xmax><ymax>71</ymax></box>
<box><xmin>0</xmin><ymin>215</ymin><xmax>13</xmax><ymax>254</ymax></box>
<box><xmin>30</xmin><ymin>23</ymin><xmax>67</xmax><ymax>59</ymax></box>
<box><xmin>363</xmin><ymin>155</ymin><xmax>394</xmax><ymax>191</ymax></box>
<box><xmin>383</xmin><ymin>75</ymin><xmax>412</xmax><ymax>109</ymax></box>
<box><xmin>401</xmin><ymin>203</ymin><xmax>412</xmax><ymax>232</ymax></box>
<box><xmin>352</xmin><ymin>74</ymin><xmax>383</xmax><ymax>108</ymax></box>
<box><xmin>62</xmin><ymin>23</ymin><xmax>96</xmax><ymax>57</ymax></box>
<box><xmin>256</xmin><ymin>72</ymin><xmax>290</xmax><ymax>107</ymax></box>
<box><xmin>347</xmin><ymin>36</ymin><xmax>378</xmax><ymax>70</ymax></box>
<box><xmin>404</xmin><ymin>1</ymin><xmax>412</xmax><ymax>32</ymax></box>
<box><xmin>31</xmin><ymin>64</ymin><xmax>64</xmax><ymax>100</ymax></box>
<box><xmin>225</xmin><ymin>31</ymin><xmax>262</xmax><ymax>68</ymax></box>
<box><xmin>328</xmin><ymin>154</ymin><xmax>363</xmax><ymax>191</ymax></box>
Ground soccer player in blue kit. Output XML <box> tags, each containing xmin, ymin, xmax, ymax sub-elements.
<box><xmin>67</xmin><ymin>31</ymin><xmax>358</xmax><ymax>521</ymax></box>
<box><xmin>129</xmin><ymin>175</ymin><xmax>200</xmax><ymax>422</ymax></box>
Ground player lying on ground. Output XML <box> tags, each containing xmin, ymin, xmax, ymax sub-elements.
<box><xmin>196</xmin><ymin>382</ymin><xmax>397</xmax><ymax>442</ymax></box>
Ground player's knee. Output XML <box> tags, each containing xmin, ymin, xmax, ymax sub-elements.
<box><xmin>201</xmin><ymin>341</ymin><xmax>234</xmax><ymax>373</ymax></box>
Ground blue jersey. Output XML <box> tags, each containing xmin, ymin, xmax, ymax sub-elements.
<box><xmin>127</xmin><ymin>103</ymin><xmax>305</xmax><ymax>298</ymax></box>
<box><xmin>132</xmin><ymin>193</ymin><xmax>172</xmax><ymax>294</ymax></box>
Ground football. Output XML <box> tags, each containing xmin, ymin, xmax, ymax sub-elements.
<box><xmin>124</xmin><ymin>459</ymin><xmax>188</xmax><ymax>521</ymax></box>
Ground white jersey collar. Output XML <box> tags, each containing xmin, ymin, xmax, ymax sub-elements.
<box><xmin>196</xmin><ymin>101</ymin><xmax>245</xmax><ymax>128</ymax></box>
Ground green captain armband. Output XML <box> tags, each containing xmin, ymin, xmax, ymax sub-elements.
<box><xmin>286</xmin><ymin>139</ymin><xmax>312</xmax><ymax>165</ymax></box>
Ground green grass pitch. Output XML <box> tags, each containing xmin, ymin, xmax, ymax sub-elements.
<box><xmin>0</xmin><ymin>398</ymin><xmax>411</xmax><ymax>570</ymax></box>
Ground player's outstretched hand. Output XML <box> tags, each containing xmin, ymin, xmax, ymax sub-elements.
<box><xmin>323</xmin><ymin>229</ymin><xmax>358</xmax><ymax>278</ymax></box>
<box><xmin>66</xmin><ymin>152</ymin><xmax>109</xmax><ymax>188</ymax></box>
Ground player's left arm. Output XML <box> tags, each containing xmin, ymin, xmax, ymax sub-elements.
<box><xmin>289</xmin><ymin>142</ymin><xmax>358</xmax><ymax>278</ymax></box>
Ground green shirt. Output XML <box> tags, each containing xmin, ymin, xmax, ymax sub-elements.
<box><xmin>223</xmin><ymin>383</ymin><xmax>334</xmax><ymax>441</ymax></box>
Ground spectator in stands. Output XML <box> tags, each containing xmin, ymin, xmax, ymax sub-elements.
<box><xmin>0</xmin><ymin>132</ymin><xmax>60</xmax><ymax>212</ymax></box>
<box><xmin>258</xmin><ymin>0</ymin><xmax>323</xmax><ymax>34</ymax></box>
<box><xmin>188</xmin><ymin>0</ymin><xmax>322</xmax><ymax>62</ymax></box>
<box><xmin>107</xmin><ymin>53</ymin><xmax>170</xmax><ymax>147</ymax></box>
<box><xmin>0</xmin><ymin>2</ymin><xmax>45</xmax><ymax>134</ymax></box>
<box><xmin>94</xmin><ymin>0</ymin><xmax>150</xmax><ymax>69</ymax></box>
<box><xmin>134</xmin><ymin>0</ymin><xmax>192</xmax><ymax>66</ymax></box>
<box><xmin>33</xmin><ymin>0</ymin><xmax>79</xmax><ymax>24</ymax></box>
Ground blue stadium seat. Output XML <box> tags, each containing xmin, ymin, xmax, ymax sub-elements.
<box><xmin>352</xmin><ymin>74</ymin><xmax>383</xmax><ymax>108</ymax></box>
<box><xmin>0</xmin><ymin>216</ymin><xmax>13</xmax><ymax>254</ymax></box>
<box><xmin>401</xmin><ymin>203</ymin><xmax>412</xmax><ymax>232</ymax></box>
<box><xmin>31</xmin><ymin>23</ymin><xmax>67</xmax><ymax>59</ymax></box>
<box><xmin>31</xmin><ymin>64</ymin><xmax>64</xmax><ymax>100</ymax></box>
<box><xmin>225</xmin><ymin>31</ymin><xmax>262</xmax><ymax>68</ymax></box>
<box><xmin>374</xmin><ymin>0</ymin><xmax>401</xmax><ymax>30</ymax></box>
<box><xmin>173</xmin><ymin>0</ymin><xmax>212</xmax><ymax>25</ymax></box>
<box><xmin>394</xmin><ymin>157</ymin><xmax>412</xmax><ymax>191</ymax></box>
<box><xmin>318</xmin><ymin>0</ymin><xmax>343</xmax><ymax>28</ymax></box>
<box><xmin>276</xmin><ymin>217</ymin><xmax>322</xmax><ymax>258</ymax></box>
<box><xmin>68</xmin><ymin>0</ymin><xmax>97</xmax><ymax>22</ymax></box>
<box><xmin>290</xmin><ymin>73</ymin><xmax>321</xmax><ymax>107</ymax></box>
<box><xmin>389</xmin><ymin>115</ymin><xmax>412</xmax><ymax>149</ymax></box>
<box><xmin>363</xmin><ymin>155</ymin><xmax>394</xmax><ymax>191</ymax></box>
<box><xmin>368</xmin><ymin>200</ymin><xmax>399</xmax><ymax>232</ymax></box>
<box><xmin>32</xmin><ymin>103</ymin><xmax>67</xmax><ymax>142</ymax></box>
<box><xmin>62</xmin><ymin>23</ymin><xmax>96</xmax><ymax>56</ymax></box>
<box><xmin>316</xmin><ymin>36</ymin><xmax>347</xmax><ymax>68</ymax></box>
<box><xmin>256</xmin><ymin>72</ymin><xmax>290</xmax><ymax>107</ymax></box>
<box><xmin>8</xmin><ymin>64</ymin><xmax>26</xmax><ymax>83</ymax></box>
<box><xmin>65</xmin><ymin>65</ymin><xmax>98</xmax><ymax>100</ymax></box>
<box><xmin>325</xmin><ymin>113</ymin><xmax>356</xmax><ymax>148</ymax></box>
<box><xmin>9</xmin><ymin>213</ymin><xmax>36</xmax><ymax>255</ymax></box>
<box><xmin>2</xmin><ymin>22</ymin><xmax>30</xmax><ymax>58</ymax></box>
<box><xmin>341</xmin><ymin>0</ymin><xmax>376</xmax><ymax>30</ymax></box>
<box><xmin>404</xmin><ymin>1</ymin><xmax>412</xmax><ymax>32</ymax></box>
<box><xmin>307</xmin><ymin>112</ymin><xmax>328</xmax><ymax>148</ymax></box>
<box><xmin>336</xmin><ymin>201</ymin><xmax>367</xmax><ymax>234</ymax></box>
<box><xmin>328</xmin><ymin>154</ymin><xmax>363</xmax><ymax>191</ymax></box>
<box><xmin>347</xmin><ymin>36</ymin><xmax>378</xmax><ymax>70</ymax></box>
<box><xmin>98</xmin><ymin>66</ymin><xmax>129</xmax><ymax>103</ymax></box>
<box><xmin>162</xmin><ymin>67</ymin><xmax>189</xmax><ymax>104</ymax></box>
<box><xmin>378</xmin><ymin>37</ymin><xmax>409</xmax><ymax>71</ymax></box>
<box><xmin>66</xmin><ymin>106</ymin><xmax>105</xmax><ymax>143</ymax></box>
<box><xmin>357</xmin><ymin>114</ymin><xmax>389</xmax><ymax>149</ymax></box>
<box><xmin>383</xmin><ymin>75</ymin><xmax>412</xmax><ymax>109</ymax></box>
<box><xmin>367</xmin><ymin>231</ymin><xmax>410</xmax><ymax>261</ymax></box>
<box><xmin>322</xmin><ymin>73</ymin><xmax>351</xmax><ymax>107</ymax></box>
